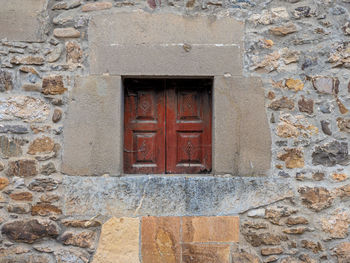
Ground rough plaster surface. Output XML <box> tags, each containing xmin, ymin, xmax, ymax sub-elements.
<box><xmin>0</xmin><ymin>0</ymin><xmax>46</xmax><ymax>42</ymax></box>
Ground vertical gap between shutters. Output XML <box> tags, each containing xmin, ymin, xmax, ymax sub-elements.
<box><xmin>164</xmin><ymin>79</ymin><xmax>167</xmax><ymax>174</ymax></box>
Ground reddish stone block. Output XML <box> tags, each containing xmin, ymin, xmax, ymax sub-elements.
<box><xmin>182</xmin><ymin>244</ymin><xmax>230</xmax><ymax>263</ymax></box>
<box><xmin>141</xmin><ymin>216</ymin><xmax>181</xmax><ymax>263</ymax></box>
<box><xmin>182</xmin><ymin>216</ymin><xmax>239</xmax><ymax>243</ymax></box>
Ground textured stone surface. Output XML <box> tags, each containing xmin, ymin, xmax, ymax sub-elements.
<box><xmin>0</xmin><ymin>0</ymin><xmax>46</xmax><ymax>41</ymax></box>
<box><xmin>28</xmin><ymin>178</ymin><xmax>58</xmax><ymax>192</ymax></box>
<box><xmin>64</xmin><ymin>176</ymin><xmax>294</xmax><ymax>216</ymax></box>
<box><xmin>0</xmin><ymin>96</ymin><xmax>49</xmax><ymax>122</ymax></box>
<box><xmin>182</xmin><ymin>244</ymin><xmax>230</xmax><ymax>263</ymax></box>
<box><xmin>62</xmin><ymin>75</ymin><xmax>121</xmax><ymax>176</ymax></box>
<box><xmin>141</xmin><ymin>217</ymin><xmax>181</xmax><ymax>263</ymax></box>
<box><xmin>7</xmin><ymin>159</ymin><xmax>38</xmax><ymax>177</ymax></box>
<box><xmin>60</xmin><ymin>231</ymin><xmax>96</xmax><ymax>249</ymax></box>
<box><xmin>1</xmin><ymin>219</ymin><xmax>60</xmax><ymax>243</ymax></box>
<box><xmin>92</xmin><ymin>217</ymin><xmax>139</xmax><ymax>263</ymax></box>
<box><xmin>0</xmin><ymin>177</ymin><xmax>9</xmax><ymax>190</ymax></box>
<box><xmin>42</xmin><ymin>76</ymin><xmax>66</xmax><ymax>95</ymax></box>
<box><xmin>28</xmin><ymin>136</ymin><xmax>55</xmax><ymax>155</ymax></box>
<box><xmin>333</xmin><ymin>242</ymin><xmax>350</xmax><ymax>263</ymax></box>
<box><xmin>31</xmin><ymin>203</ymin><xmax>62</xmax><ymax>216</ymax></box>
<box><xmin>214</xmin><ymin>76</ymin><xmax>271</xmax><ymax>175</ymax></box>
<box><xmin>89</xmin><ymin>11</ymin><xmax>243</xmax><ymax>75</ymax></box>
<box><xmin>182</xmin><ymin>216</ymin><xmax>239</xmax><ymax>242</ymax></box>
<box><xmin>312</xmin><ymin>141</ymin><xmax>350</xmax><ymax>166</ymax></box>
<box><xmin>0</xmin><ymin>136</ymin><xmax>22</xmax><ymax>158</ymax></box>
<box><xmin>53</xmin><ymin>28</ymin><xmax>80</xmax><ymax>38</ymax></box>
<box><xmin>0</xmin><ymin>70</ymin><xmax>13</xmax><ymax>92</ymax></box>
<box><xmin>82</xmin><ymin>2</ymin><xmax>113</xmax><ymax>12</ymax></box>
<box><xmin>298</xmin><ymin>187</ymin><xmax>333</xmax><ymax>212</ymax></box>
<box><xmin>10</xmin><ymin>192</ymin><xmax>33</xmax><ymax>201</ymax></box>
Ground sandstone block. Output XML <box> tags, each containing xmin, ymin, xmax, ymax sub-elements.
<box><xmin>9</xmin><ymin>192</ymin><xmax>33</xmax><ymax>201</ymax></box>
<box><xmin>182</xmin><ymin>216</ymin><xmax>239</xmax><ymax>242</ymax></box>
<box><xmin>60</xmin><ymin>231</ymin><xmax>96</xmax><ymax>249</ymax></box>
<box><xmin>269</xmin><ymin>23</ymin><xmax>297</xmax><ymax>36</ymax></box>
<box><xmin>28</xmin><ymin>136</ymin><xmax>55</xmax><ymax>155</ymax></box>
<box><xmin>42</xmin><ymin>75</ymin><xmax>66</xmax><ymax>95</ymax></box>
<box><xmin>182</xmin><ymin>244</ymin><xmax>230</xmax><ymax>263</ymax></box>
<box><xmin>10</xmin><ymin>56</ymin><xmax>44</xmax><ymax>65</ymax></box>
<box><xmin>31</xmin><ymin>203</ymin><xmax>62</xmax><ymax>217</ymax></box>
<box><xmin>261</xmin><ymin>247</ymin><xmax>283</xmax><ymax>256</ymax></box>
<box><xmin>332</xmin><ymin>242</ymin><xmax>350</xmax><ymax>263</ymax></box>
<box><xmin>298</xmin><ymin>187</ymin><xmax>333</xmax><ymax>211</ymax></box>
<box><xmin>0</xmin><ymin>177</ymin><xmax>9</xmax><ymax>190</ymax></box>
<box><xmin>141</xmin><ymin>217</ymin><xmax>181</xmax><ymax>263</ymax></box>
<box><xmin>92</xmin><ymin>217</ymin><xmax>139</xmax><ymax>263</ymax></box>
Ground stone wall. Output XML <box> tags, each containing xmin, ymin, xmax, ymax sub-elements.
<box><xmin>0</xmin><ymin>0</ymin><xmax>349</xmax><ymax>263</ymax></box>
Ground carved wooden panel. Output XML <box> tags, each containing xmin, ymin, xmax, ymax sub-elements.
<box><xmin>124</xmin><ymin>78</ymin><xmax>212</xmax><ymax>174</ymax></box>
<box><xmin>166</xmin><ymin>79</ymin><xmax>212</xmax><ymax>174</ymax></box>
<box><xmin>124</xmin><ymin>79</ymin><xmax>165</xmax><ymax>174</ymax></box>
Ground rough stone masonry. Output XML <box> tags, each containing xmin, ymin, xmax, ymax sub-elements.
<box><xmin>0</xmin><ymin>0</ymin><xmax>350</xmax><ymax>263</ymax></box>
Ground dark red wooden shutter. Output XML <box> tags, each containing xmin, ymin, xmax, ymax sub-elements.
<box><xmin>124</xmin><ymin>78</ymin><xmax>212</xmax><ymax>174</ymax></box>
<box><xmin>124</xmin><ymin>79</ymin><xmax>165</xmax><ymax>174</ymax></box>
<box><xmin>166</xmin><ymin>79</ymin><xmax>212</xmax><ymax>174</ymax></box>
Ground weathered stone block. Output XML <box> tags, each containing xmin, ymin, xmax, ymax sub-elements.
<box><xmin>62</xmin><ymin>75</ymin><xmax>122</xmax><ymax>176</ymax></box>
<box><xmin>182</xmin><ymin>216</ymin><xmax>239</xmax><ymax>242</ymax></box>
<box><xmin>7</xmin><ymin>159</ymin><xmax>38</xmax><ymax>177</ymax></box>
<box><xmin>92</xmin><ymin>217</ymin><xmax>139</xmax><ymax>263</ymax></box>
<box><xmin>89</xmin><ymin>11</ymin><xmax>244</xmax><ymax>75</ymax></box>
<box><xmin>214</xmin><ymin>76</ymin><xmax>271</xmax><ymax>175</ymax></box>
<box><xmin>1</xmin><ymin>219</ymin><xmax>60</xmax><ymax>243</ymax></box>
<box><xmin>141</xmin><ymin>217</ymin><xmax>181</xmax><ymax>263</ymax></box>
<box><xmin>0</xmin><ymin>96</ymin><xmax>50</xmax><ymax>122</ymax></box>
<box><xmin>0</xmin><ymin>0</ymin><xmax>46</xmax><ymax>41</ymax></box>
<box><xmin>63</xmin><ymin>176</ymin><xmax>294</xmax><ymax>217</ymax></box>
<box><xmin>182</xmin><ymin>244</ymin><xmax>230</xmax><ymax>263</ymax></box>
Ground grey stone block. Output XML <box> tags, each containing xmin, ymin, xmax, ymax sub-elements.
<box><xmin>214</xmin><ymin>76</ymin><xmax>271</xmax><ymax>175</ymax></box>
<box><xmin>63</xmin><ymin>175</ymin><xmax>294</xmax><ymax>217</ymax></box>
<box><xmin>0</xmin><ymin>0</ymin><xmax>46</xmax><ymax>42</ymax></box>
<box><xmin>88</xmin><ymin>11</ymin><xmax>244</xmax><ymax>76</ymax></box>
<box><xmin>62</xmin><ymin>75</ymin><xmax>122</xmax><ymax>176</ymax></box>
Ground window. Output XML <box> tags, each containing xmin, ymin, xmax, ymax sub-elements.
<box><xmin>123</xmin><ymin>78</ymin><xmax>212</xmax><ymax>174</ymax></box>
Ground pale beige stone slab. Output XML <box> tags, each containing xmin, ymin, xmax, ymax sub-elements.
<box><xmin>92</xmin><ymin>217</ymin><xmax>140</xmax><ymax>263</ymax></box>
<box><xmin>182</xmin><ymin>216</ymin><xmax>239</xmax><ymax>242</ymax></box>
<box><xmin>62</xmin><ymin>75</ymin><xmax>122</xmax><ymax>176</ymax></box>
<box><xmin>0</xmin><ymin>0</ymin><xmax>46</xmax><ymax>42</ymax></box>
<box><xmin>213</xmin><ymin>76</ymin><xmax>271</xmax><ymax>175</ymax></box>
